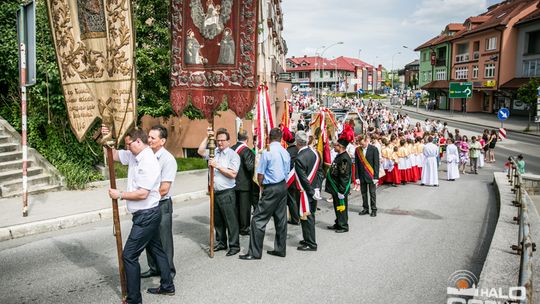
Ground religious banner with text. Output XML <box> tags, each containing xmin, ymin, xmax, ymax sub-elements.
<box><xmin>46</xmin><ymin>0</ymin><xmax>136</xmax><ymax>143</ymax></box>
<box><xmin>170</xmin><ymin>0</ymin><xmax>258</xmax><ymax>120</ymax></box>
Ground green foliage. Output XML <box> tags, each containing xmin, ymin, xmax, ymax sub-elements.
<box><xmin>177</xmin><ymin>157</ymin><xmax>207</xmax><ymax>171</ymax></box>
<box><xmin>114</xmin><ymin>162</ymin><xmax>129</xmax><ymax>179</ymax></box>
<box><xmin>517</xmin><ymin>78</ymin><xmax>540</xmax><ymax>113</ymax></box>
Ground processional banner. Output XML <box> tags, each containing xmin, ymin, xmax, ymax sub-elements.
<box><xmin>46</xmin><ymin>0</ymin><xmax>136</xmax><ymax>143</ymax></box>
<box><xmin>170</xmin><ymin>0</ymin><xmax>259</xmax><ymax>119</ymax></box>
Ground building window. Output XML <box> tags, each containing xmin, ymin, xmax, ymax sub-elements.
<box><xmin>436</xmin><ymin>69</ymin><xmax>446</xmax><ymax>80</ymax></box>
<box><xmin>423</xmin><ymin>52</ymin><xmax>427</xmax><ymax>62</ymax></box>
<box><xmin>484</xmin><ymin>63</ymin><xmax>495</xmax><ymax>78</ymax></box>
<box><xmin>486</xmin><ymin>37</ymin><xmax>497</xmax><ymax>51</ymax></box>
<box><xmin>455</xmin><ymin>67</ymin><xmax>468</xmax><ymax>79</ymax></box>
<box><xmin>473</xmin><ymin>65</ymin><xmax>478</xmax><ymax>79</ymax></box>
<box><xmin>523</xmin><ymin>59</ymin><xmax>540</xmax><ymax>77</ymax></box>
<box><xmin>527</xmin><ymin>30</ymin><xmax>540</xmax><ymax>55</ymax></box>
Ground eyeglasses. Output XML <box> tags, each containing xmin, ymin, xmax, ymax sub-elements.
<box><xmin>125</xmin><ymin>139</ymin><xmax>138</xmax><ymax>147</ymax></box>
<box><xmin>216</xmin><ymin>139</ymin><xmax>228</xmax><ymax>142</ymax></box>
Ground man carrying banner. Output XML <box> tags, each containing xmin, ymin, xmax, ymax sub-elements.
<box><xmin>355</xmin><ymin>135</ymin><xmax>380</xmax><ymax>217</ymax></box>
<box><xmin>231</xmin><ymin>129</ymin><xmax>256</xmax><ymax>236</ymax></box>
<box><xmin>240</xmin><ymin>128</ymin><xmax>290</xmax><ymax>260</ymax></box>
<box><xmin>294</xmin><ymin>131</ymin><xmax>323</xmax><ymax>251</ymax></box>
<box><xmin>326</xmin><ymin>137</ymin><xmax>352</xmax><ymax>233</ymax></box>
<box><xmin>198</xmin><ymin>128</ymin><xmax>241</xmax><ymax>257</ymax></box>
<box><xmin>141</xmin><ymin>125</ymin><xmax>177</xmax><ymax>279</ymax></box>
<box><xmin>103</xmin><ymin>127</ymin><xmax>175</xmax><ymax>303</ymax></box>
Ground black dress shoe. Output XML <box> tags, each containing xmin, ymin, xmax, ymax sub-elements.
<box><xmin>297</xmin><ymin>244</ymin><xmax>317</xmax><ymax>251</ymax></box>
<box><xmin>335</xmin><ymin>228</ymin><xmax>349</xmax><ymax>233</ymax></box>
<box><xmin>370</xmin><ymin>211</ymin><xmax>377</xmax><ymax>217</ymax></box>
<box><xmin>327</xmin><ymin>225</ymin><xmax>338</xmax><ymax>230</ymax></box>
<box><xmin>298</xmin><ymin>240</ymin><xmax>307</xmax><ymax>246</ymax></box>
<box><xmin>140</xmin><ymin>270</ymin><xmax>160</xmax><ymax>278</ymax></box>
<box><xmin>359</xmin><ymin>209</ymin><xmax>370</xmax><ymax>215</ymax></box>
<box><xmin>146</xmin><ymin>286</ymin><xmax>175</xmax><ymax>296</ymax></box>
<box><xmin>239</xmin><ymin>254</ymin><xmax>260</xmax><ymax>260</ymax></box>
<box><xmin>213</xmin><ymin>245</ymin><xmax>227</xmax><ymax>252</ymax></box>
<box><xmin>226</xmin><ymin>249</ymin><xmax>240</xmax><ymax>256</ymax></box>
<box><xmin>267</xmin><ymin>250</ymin><xmax>286</xmax><ymax>257</ymax></box>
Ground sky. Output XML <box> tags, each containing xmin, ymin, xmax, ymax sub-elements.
<box><xmin>281</xmin><ymin>0</ymin><xmax>501</xmax><ymax>70</ymax></box>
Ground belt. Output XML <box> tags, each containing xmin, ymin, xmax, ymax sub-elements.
<box><xmin>214</xmin><ymin>188</ymin><xmax>234</xmax><ymax>195</ymax></box>
<box><xmin>263</xmin><ymin>180</ymin><xmax>285</xmax><ymax>187</ymax></box>
<box><xmin>132</xmin><ymin>205</ymin><xmax>160</xmax><ymax>216</ymax></box>
<box><xmin>159</xmin><ymin>197</ymin><xmax>172</xmax><ymax>204</ymax></box>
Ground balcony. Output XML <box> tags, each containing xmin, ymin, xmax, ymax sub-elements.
<box><xmin>455</xmin><ymin>53</ymin><xmax>470</xmax><ymax>63</ymax></box>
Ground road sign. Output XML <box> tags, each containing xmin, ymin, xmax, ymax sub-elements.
<box><xmin>416</xmin><ymin>92</ymin><xmax>421</xmax><ymax>98</ymax></box>
<box><xmin>357</xmin><ymin>89</ymin><xmax>364</xmax><ymax>94</ymax></box>
<box><xmin>291</xmin><ymin>85</ymin><xmax>299</xmax><ymax>92</ymax></box>
<box><xmin>17</xmin><ymin>0</ymin><xmax>36</xmax><ymax>86</ymax></box>
<box><xmin>497</xmin><ymin>108</ymin><xmax>510</xmax><ymax>121</ymax></box>
<box><xmin>449</xmin><ymin>82</ymin><xmax>473</xmax><ymax>98</ymax></box>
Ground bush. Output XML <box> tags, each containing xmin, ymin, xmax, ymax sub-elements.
<box><xmin>177</xmin><ymin>157</ymin><xmax>207</xmax><ymax>171</ymax></box>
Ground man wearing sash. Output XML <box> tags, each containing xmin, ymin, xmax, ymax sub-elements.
<box><xmin>294</xmin><ymin>131</ymin><xmax>323</xmax><ymax>251</ymax></box>
<box><xmin>356</xmin><ymin>134</ymin><xmax>380</xmax><ymax>217</ymax></box>
<box><xmin>285</xmin><ymin>133</ymin><xmax>300</xmax><ymax>225</ymax></box>
<box><xmin>326</xmin><ymin>137</ymin><xmax>352</xmax><ymax>233</ymax></box>
<box><xmin>231</xmin><ymin>130</ymin><xmax>256</xmax><ymax>235</ymax></box>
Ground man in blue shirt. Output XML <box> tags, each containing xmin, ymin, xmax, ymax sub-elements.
<box><xmin>240</xmin><ymin>128</ymin><xmax>290</xmax><ymax>260</ymax></box>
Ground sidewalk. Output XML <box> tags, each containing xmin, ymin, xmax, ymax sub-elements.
<box><xmin>0</xmin><ymin>169</ymin><xmax>208</xmax><ymax>241</ymax></box>
<box><xmin>395</xmin><ymin>103</ymin><xmax>540</xmax><ymax>136</ymax></box>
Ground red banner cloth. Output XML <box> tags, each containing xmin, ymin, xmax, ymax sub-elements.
<box><xmin>170</xmin><ymin>0</ymin><xmax>259</xmax><ymax>120</ymax></box>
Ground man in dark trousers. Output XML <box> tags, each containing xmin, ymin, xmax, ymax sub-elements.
<box><xmin>293</xmin><ymin>131</ymin><xmax>323</xmax><ymax>251</ymax></box>
<box><xmin>285</xmin><ymin>132</ymin><xmax>300</xmax><ymax>225</ymax></box>
<box><xmin>355</xmin><ymin>134</ymin><xmax>380</xmax><ymax>217</ymax></box>
<box><xmin>231</xmin><ymin>129</ymin><xmax>256</xmax><ymax>235</ymax></box>
<box><xmin>326</xmin><ymin>137</ymin><xmax>352</xmax><ymax>233</ymax></box>
<box><xmin>240</xmin><ymin>128</ymin><xmax>290</xmax><ymax>260</ymax></box>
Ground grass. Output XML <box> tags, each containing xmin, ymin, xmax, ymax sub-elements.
<box><xmin>113</xmin><ymin>157</ymin><xmax>207</xmax><ymax>179</ymax></box>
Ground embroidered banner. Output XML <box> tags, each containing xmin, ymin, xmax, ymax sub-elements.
<box><xmin>170</xmin><ymin>0</ymin><xmax>258</xmax><ymax>120</ymax></box>
<box><xmin>46</xmin><ymin>0</ymin><xmax>136</xmax><ymax>143</ymax></box>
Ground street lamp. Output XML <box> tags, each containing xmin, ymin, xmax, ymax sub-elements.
<box><xmin>318</xmin><ymin>42</ymin><xmax>344</xmax><ymax>103</ymax></box>
<box><xmin>391</xmin><ymin>51</ymin><xmax>401</xmax><ymax>93</ymax></box>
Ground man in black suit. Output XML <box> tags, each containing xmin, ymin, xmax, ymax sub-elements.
<box><xmin>286</xmin><ymin>132</ymin><xmax>300</xmax><ymax>225</ymax></box>
<box><xmin>355</xmin><ymin>134</ymin><xmax>380</xmax><ymax>217</ymax></box>
<box><xmin>231</xmin><ymin>130</ymin><xmax>256</xmax><ymax>235</ymax></box>
<box><xmin>326</xmin><ymin>137</ymin><xmax>352</xmax><ymax>233</ymax></box>
<box><xmin>294</xmin><ymin>131</ymin><xmax>323</xmax><ymax>250</ymax></box>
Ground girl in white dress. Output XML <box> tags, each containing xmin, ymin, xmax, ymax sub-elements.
<box><xmin>446</xmin><ymin>138</ymin><xmax>460</xmax><ymax>181</ymax></box>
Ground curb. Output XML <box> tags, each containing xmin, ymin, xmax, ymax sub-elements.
<box><xmin>396</xmin><ymin>106</ymin><xmax>540</xmax><ymax>137</ymax></box>
<box><xmin>0</xmin><ymin>190</ymin><xmax>208</xmax><ymax>242</ymax></box>
<box><xmin>87</xmin><ymin>169</ymin><xmax>207</xmax><ymax>188</ymax></box>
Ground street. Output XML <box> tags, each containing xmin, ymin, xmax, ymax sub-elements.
<box><xmin>0</xmin><ymin>164</ymin><xmax>498</xmax><ymax>304</ymax></box>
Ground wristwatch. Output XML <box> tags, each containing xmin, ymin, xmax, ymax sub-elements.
<box><xmin>118</xmin><ymin>191</ymin><xmax>123</xmax><ymax>201</ymax></box>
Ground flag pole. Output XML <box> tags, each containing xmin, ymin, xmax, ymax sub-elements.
<box><xmin>208</xmin><ymin>120</ymin><xmax>216</xmax><ymax>258</ymax></box>
<box><xmin>105</xmin><ymin>144</ymin><xmax>127</xmax><ymax>302</ymax></box>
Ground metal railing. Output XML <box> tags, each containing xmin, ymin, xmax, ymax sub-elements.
<box><xmin>508</xmin><ymin>157</ymin><xmax>537</xmax><ymax>303</ymax></box>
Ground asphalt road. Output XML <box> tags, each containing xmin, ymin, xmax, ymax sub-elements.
<box><xmin>0</xmin><ymin>164</ymin><xmax>499</xmax><ymax>304</ymax></box>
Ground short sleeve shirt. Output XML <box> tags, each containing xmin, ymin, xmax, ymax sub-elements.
<box><xmin>118</xmin><ymin>147</ymin><xmax>161</xmax><ymax>213</ymax></box>
<box><xmin>257</xmin><ymin>142</ymin><xmax>290</xmax><ymax>185</ymax></box>
<box><xmin>155</xmin><ymin>147</ymin><xmax>177</xmax><ymax>199</ymax></box>
<box><xmin>206</xmin><ymin>147</ymin><xmax>240</xmax><ymax>191</ymax></box>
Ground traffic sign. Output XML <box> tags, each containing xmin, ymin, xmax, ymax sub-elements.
<box><xmin>449</xmin><ymin>82</ymin><xmax>473</xmax><ymax>98</ymax></box>
<box><xmin>416</xmin><ymin>92</ymin><xmax>421</xmax><ymax>98</ymax></box>
<box><xmin>357</xmin><ymin>89</ymin><xmax>364</xmax><ymax>94</ymax></box>
<box><xmin>497</xmin><ymin>108</ymin><xmax>510</xmax><ymax>121</ymax></box>
<box><xmin>291</xmin><ymin>85</ymin><xmax>299</xmax><ymax>92</ymax></box>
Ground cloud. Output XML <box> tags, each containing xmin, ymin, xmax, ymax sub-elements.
<box><xmin>402</xmin><ymin>0</ymin><xmax>487</xmax><ymax>28</ymax></box>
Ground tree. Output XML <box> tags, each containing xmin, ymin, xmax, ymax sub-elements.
<box><xmin>516</xmin><ymin>77</ymin><xmax>540</xmax><ymax>129</ymax></box>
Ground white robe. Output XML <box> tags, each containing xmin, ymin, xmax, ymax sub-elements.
<box><xmin>446</xmin><ymin>144</ymin><xmax>460</xmax><ymax>180</ymax></box>
<box><xmin>421</xmin><ymin>143</ymin><xmax>439</xmax><ymax>186</ymax></box>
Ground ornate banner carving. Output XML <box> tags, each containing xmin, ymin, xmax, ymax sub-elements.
<box><xmin>170</xmin><ymin>0</ymin><xmax>258</xmax><ymax>119</ymax></box>
<box><xmin>46</xmin><ymin>0</ymin><xmax>136</xmax><ymax>143</ymax></box>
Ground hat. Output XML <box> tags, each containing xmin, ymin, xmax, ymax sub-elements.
<box><xmin>295</xmin><ymin>131</ymin><xmax>308</xmax><ymax>145</ymax></box>
<box><xmin>337</xmin><ymin>138</ymin><xmax>350</xmax><ymax>147</ymax></box>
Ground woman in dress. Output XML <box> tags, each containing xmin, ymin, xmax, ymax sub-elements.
<box><xmin>458</xmin><ymin>135</ymin><xmax>470</xmax><ymax>174</ymax></box>
<box><xmin>487</xmin><ymin>129</ymin><xmax>497</xmax><ymax>163</ymax></box>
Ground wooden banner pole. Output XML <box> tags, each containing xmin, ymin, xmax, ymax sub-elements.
<box><xmin>208</xmin><ymin>120</ymin><xmax>216</xmax><ymax>258</ymax></box>
<box><xmin>105</xmin><ymin>146</ymin><xmax>127</xmax><ymax>302</ymax></box>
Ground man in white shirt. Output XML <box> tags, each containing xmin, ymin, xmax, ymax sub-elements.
<box><xmin>141</xmin><ymin>125</ymin><xmax>177</xmax><ymax>280</ymax></box>
<box><xmin>103</xmin><ymin>127</ymin><xmax>175</xmax><ymax>303</ymax></box>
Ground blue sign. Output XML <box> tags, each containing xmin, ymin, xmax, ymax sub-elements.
<box><xmin>357</xmin><ymin>89</ymin><xmax>364</xmax><ymax>94</ymax></box>
<box><xmin>497</xmin><ymin>108</ymin><xmax>510</xmax><ymax>121</ymax></box>
<box><xmin>416</xmin><ymin>92</ymin><xmax>421</xmax><ymax>98</ymax></box>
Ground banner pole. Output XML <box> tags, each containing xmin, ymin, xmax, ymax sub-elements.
<box><xmin>208</xmin><ymin>120</ymin><xmax>216</xmax><ymax>258</ymax></box>
<box><xmin>105</xmin><ymin>146</ymin><xmax>127</xmax><ymax>302</ymax></box>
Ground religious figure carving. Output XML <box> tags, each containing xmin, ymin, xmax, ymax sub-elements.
<box><xmin>190</xmin><ymin>0</ymin><xmax>233</xmax><ymax>40</ymax></box>
<box><xmin>217</xmin><ymin>28</ymin><xmax>235</xmax><ymax>65</ymax></box>
<box><xmin>185</xmin><ymin>30</ymin><xmax>205</xmax><ymax>64</ymax></box>
<box><xmin>98</xmin><ymin>97</ymin><xmax>115</xmax><ymax>145</ymax></box>
<box><xmin>77</xmin><ymin>0</ymin><xmax>106</xmax><ymax>39</ymax></box>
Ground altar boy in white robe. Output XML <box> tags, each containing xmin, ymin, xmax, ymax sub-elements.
<box><xmin>445</xmin><ymin>138</ymin><xmax>460</xmax><ymax>181</ymax></box>
<box><xmin>421</xmin><ymin>136</ymin><xmax>439</xmax><ymax>187</ymax></box>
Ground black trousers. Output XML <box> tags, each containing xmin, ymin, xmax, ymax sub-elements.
<box><xmin>287</xmin><ymin>187</ymin><xmax>300</xmax><ymax>224</ymax></box>
<box><xmin>146</xmin><ymin>198</ymin><xmax>175</xmax><ymax>278</ymax></box>
<box><xmin>248</xmin><ymin>181</ymin><xmax>288</xmax><ymax>258</ymax></box>
<box><xmin>123</xmin><ymin>206</ymin><xmax>173</xmax><ymax>304</ymax></box>
<box><xmin>361</xmin><ymin>182</ymin><xmax>377</xmax><ymax>211</ymax></box>
<box><xmin>331</xmin><ymin>191</ymin><xmax>349</xmax><ymax>230</ymax></box>
<box><xmin>215</xmin><ymin>189</ymin><xmax>240</xmax><ymax>251</ymax></box>
<box><xmin>236</xmin><ymin>190</ymin><xmax>252</xmax><ymax>234</ymax></box>
<box><xmin>300</xmin><ymin>199</ymin><xmax>317</xmax><ymax>248</ymax></box>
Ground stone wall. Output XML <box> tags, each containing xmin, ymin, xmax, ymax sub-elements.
<box><xmin>522</xmin><ymin>174</ymin><xmax>540</xmax><ymax>195</ymax></box>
